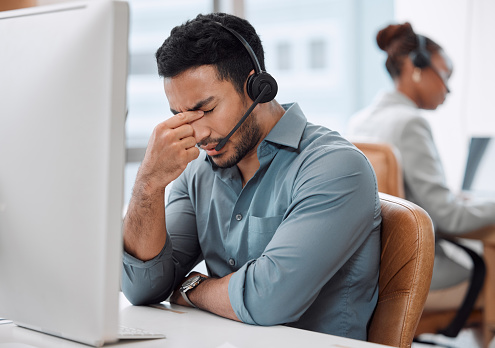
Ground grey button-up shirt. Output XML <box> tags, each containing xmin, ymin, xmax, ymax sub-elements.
<box><xmin>123</xmin><ymin>103</ymin><xmax>381</xmax><ymax>340</ymax></box>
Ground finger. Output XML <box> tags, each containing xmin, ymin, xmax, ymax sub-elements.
<box><xmin>173</xmin><ymin>123</ymin><xmax>195</xmax><ymax>140</ymax></box>
<box><xmin>165</xmin><ymin>110</ymin><xmax>204</xmax><ymax>129</ymax></box>
<box><xmin>178</xmin><ymin>135</ymin><xmax>197</xmax><ymax>150</ymax></box>
<box><xmin>184</xmin><ymin>146</ymin><xmax>200</xmax><ymax>163</ymax></box>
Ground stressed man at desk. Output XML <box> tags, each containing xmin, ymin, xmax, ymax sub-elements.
<box><xmin>122</xmin><ymin>13</ymin><xmax>381</xmax><ymax>340</ymax></box>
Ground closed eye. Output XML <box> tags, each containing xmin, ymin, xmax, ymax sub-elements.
<box><xmin>203</xmin><ymin>107</ymin><xmax>215</xmax><ymax>115</ymax></box>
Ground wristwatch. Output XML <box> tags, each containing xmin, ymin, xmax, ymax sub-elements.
<box><xmin>179</xmin><ymin>275</ymin><xmax>207</xmax><ymax>308</ymax></box>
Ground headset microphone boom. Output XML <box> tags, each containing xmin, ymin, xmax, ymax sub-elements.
<box><xmin>212</xmin><ymin>21</ymin><xmax>278</xmax><ymax>151</ymax></box>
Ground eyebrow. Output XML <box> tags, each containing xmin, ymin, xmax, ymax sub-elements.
<box><xmin>170</xmin><ymin>96</ymin><xmax>215</xmax><ymax>115</ymax></box>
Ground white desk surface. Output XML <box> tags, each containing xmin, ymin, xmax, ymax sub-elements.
<box><xmin>0</xmin><ymin>293</ymin><xmax>395</xmax><ymax>348</ymax></box>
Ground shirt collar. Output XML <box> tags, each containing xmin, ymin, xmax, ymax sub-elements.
<box><xmin>263</xmin><ymin>102</ymin><xmax>306</xmax><ymax>149</ymax></box>
<box><xmin>204</xmin><ymin>102</ymin><xmax>307</xmax><ymax>170</ymax></box>
<box><xmin>376</xmin><ymin>90</ymin><xmax>418</xmax><ymax>109</ymax></box>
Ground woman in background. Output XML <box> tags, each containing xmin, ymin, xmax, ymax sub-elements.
<box><xmin>347</xmin><ymin>22</ymin><xmax>495</xmax><ymax>313</ymax></box>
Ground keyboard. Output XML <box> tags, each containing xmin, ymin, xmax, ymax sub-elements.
<box><xmin>118</xmin><ymin>325</ymin><xmax>166</xmax><ymax>340</ymax></box>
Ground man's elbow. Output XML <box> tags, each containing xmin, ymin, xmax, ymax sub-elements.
<box><xmin>252</xmin><ymin>311</ymin><xmax>302</xmax><ymax>327</ymax></box>
<box><xmin>242</xmin><ymin>296</ymin><xmax>305</xmax><ymax>326</ymax></box>
<box><xmin>122</xmin><ymin>292</ymin><xmax>146</xmax><ymax>306</ymax></box>
<box><xmin>122</xmin><ymin>284</ymin><xmax>155</xmax><ymax>306</ymax></box>
<box><xmin>121</xmin><ymin>277</ymin><xmax>172</xmax><ymax>306</ymax></box>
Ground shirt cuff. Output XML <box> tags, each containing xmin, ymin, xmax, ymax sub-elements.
<box><xmin>122</xmin><ymin>234</ymin><xmax>173</xmax><ymax>269</ymax></box>
<box><xmin>228</xmin><ymin>260</ymin><xmax>257</xmax><ymax>325</ymax></box>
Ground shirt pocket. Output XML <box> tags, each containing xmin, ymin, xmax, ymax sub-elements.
<box><xmin>248</xmin><ymin>215</ymin><xmax>283</xmax><ymax>259</ymax></box>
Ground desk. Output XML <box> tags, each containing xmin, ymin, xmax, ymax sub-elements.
<box><xmin>0</xmin><ymin>293</ymin><xmax>394</xmax><ymax>348</ymax></box>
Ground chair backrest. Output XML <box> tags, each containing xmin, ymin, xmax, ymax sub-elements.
<box><xmin>368</xmin><ymin>193</ymin><xmax>435</xmax><ymax>348</ymax></box>
<box><xmin>353</xmin><ymin>142</ymin><xmax>406</xmax><ymax>198</ymax></box>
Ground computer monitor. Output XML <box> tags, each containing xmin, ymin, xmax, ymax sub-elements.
<box><xmin>0</xmin><ymin>1</ymin><xmax>129</xmax><ymax>346</ymax></box>
<box><xmin>462</xmin><ymin>137</ymin><xmax>495</xmax><ymax>194</ymax></box>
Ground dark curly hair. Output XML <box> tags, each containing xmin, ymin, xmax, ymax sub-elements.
<box><xmin>155</xmin><ymin>13</ymin><xmax>265</xmax><ymax>96</ymax></box>
<box><xmin>376</xmin><ymin>22</ymin><xmax>442</xmax><ymax>78</ymax></box>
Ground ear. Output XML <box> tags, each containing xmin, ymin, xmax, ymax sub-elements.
<box><xmin>242</xmin><ymin>69</ymin><xmax>256</xmax><ymax>93</ymax></box>
<box><xmin>412</xmin><ymin>67</ymin><xmax>422</xmax><ymax>83</ymax></box>
<box><xmin>245</xmin><ymin>69</ymin><xmax>256</xmax><ymax>84</ymax></box>
<box><xmin>400</xmin><ymin>57</ymin><xmax>417</xmax><ymax>79</ymax></box>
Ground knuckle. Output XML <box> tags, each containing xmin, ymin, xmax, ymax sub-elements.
<box><xmin>160</xmin><ymin>129</ymin><xmax>175</xmax><ymax>143</ymax></box>
<box><xmin>192</xmin><ymin>147</ymin><xmax>200</xmax><ymax>158</ymax></box>
<box><xmin>179</xmin><ymin>124</ymin><xmax>194</xmax><ymax>136</ymax></box>
<box><xmin>185</xmin><ymin>123</ymin><xmax>194</xmax><ymax>132</ymax></box>
<box><xmin>155</xmin><ymin>120</ymin><xmax>168</xmax><ymax>132</ymax></box>
<box><xmin>188</xmin><ymin>137</ymin><xmax>198</xmax><ymax>148</ymax></box>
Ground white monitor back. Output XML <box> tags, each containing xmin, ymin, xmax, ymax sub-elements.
<box><xmin>462</xmin><ymin>137</ymin><xmax>495</xmax><ymax>194</ymax></box>
<box><xmin>0</xmin><ymin>1</ymin><xmax>128</xmax><ymax>346</ymax></box>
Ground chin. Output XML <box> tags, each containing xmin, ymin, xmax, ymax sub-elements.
<box><xmin>210</xmin><ymin>153</ymin><xmax>238</xmax><ymax>169</ymax></box>
<box><xmin>424</xmin><ymin>103</ymin><xmax>440</xmax><ymax>111</ymax></box>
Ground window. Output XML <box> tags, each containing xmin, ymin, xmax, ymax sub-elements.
<box><xmin>276</xmin><ymin>42</ymin><xmax>292</xmax><ymax>70</ymax></box>
<box><xmin>124</xmin><ymin>0</ymin><xmax>210</xmax><ymax>208</ymax></box>
<box><xmin>124</xmin><ymin>0</ymin><xmax>394</xmax><ymax>208</ymax></box>
<box><xmin>309</xmin><ymin>39</ymin><xmax>327</xmax><ymax>70</ymax></box>
<box><xmin>246</xmin><ymin>0</ymin><xmax>394</xmax><ymax>132</ymax></box>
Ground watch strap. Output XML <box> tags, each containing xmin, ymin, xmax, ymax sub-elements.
<box><xmin>179</xmin><ymin>275</ymin><xmax>206</xmax><ymax>308</ymax></box>
<box><xmin>180</xmin><ymin>290</ymin><xmax>197</xmax><ymax>308</ymax></box>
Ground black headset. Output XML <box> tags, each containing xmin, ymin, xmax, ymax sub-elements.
<box><xmin>212</xmin><ymin>21</ymin><xmax>278</xmax><ymax>151</ymax></box>
<box><xmin>409</xmin><ymin>34</ymin><xmax>431</xmax><ymax>68</ymax></box>
<box><xmin>408</xmin><ymin>33</ymin><xmax>450</xmax><ymax>93</ymax></box>
<box><xmin>213</xmin><ymin>21</ymin><xmax>278</xmax><ymax>103</ymax></box>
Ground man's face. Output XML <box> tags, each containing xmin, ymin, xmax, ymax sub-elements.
<box><xmin>164</xmin><ymin>65</ymin><xmax>262</xmax><ymax>168</ymax></box>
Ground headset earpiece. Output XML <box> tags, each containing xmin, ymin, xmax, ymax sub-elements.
<box><xmin>409</xmin><ymin>34</ymin><xmax>431</xmax><ymax>69</ymax></box>
<box><xmin>213</xmin><ymin>21</ymin><xmax>278</xmax><ymax>103</ymax></box>
<box><xmin>211</xmin><ymin>20</ymin><xmax>279</xmax><ymax>151</ymax></box>
<box><xmin>246</xmin><ymin>71</ymin><xmax>278</xmax><ymax>103</ymax></box>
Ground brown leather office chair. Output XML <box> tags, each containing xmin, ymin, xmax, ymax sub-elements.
<box><xmin>368</xmin><ymin>193</ymin><xmax>435</xmax><ymax>348</ymax></box>
<box><xmin>355</xmin><ymin>141</ymin><xmax>495</xmax><ymax>347</ymax></box>
<box><xmin>353</xmin><ymin>142</ymin><xmax>405</xmax><ymax>198</ymax></box>
<box><xmin>0</xmin><ymin>0</ymin><xmax>36</xmax><ymax>11</ymax></box>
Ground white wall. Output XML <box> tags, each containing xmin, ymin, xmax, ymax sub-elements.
<box><xmin>395</xmin><ymin>0</ymin><xmax>495</xmax><ymax>190</ymax></box>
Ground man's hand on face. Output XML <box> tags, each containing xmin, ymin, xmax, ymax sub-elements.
<box><xmin>138</xmin><ymin>110</ymin><xmax>204</xmax><ymax>189</ymax></box>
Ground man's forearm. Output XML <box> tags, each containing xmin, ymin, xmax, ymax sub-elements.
<box><xmin>123</xmin><ymin>181</ymin><xmax>167</xmax><ymax>261</ymax></box>
<box><xmin>123</xmin><ymin>109</ymin><xmax>203</xmax><ymax>262</ymax></box>
<box><xmin>187</xmin><ymin>273</ymin><xmax>240</xmax><ymax>322</ymax></box>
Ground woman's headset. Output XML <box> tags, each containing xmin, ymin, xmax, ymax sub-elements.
<box><xmin>409</xmin><ymin>34</ymin><xmax>431</xmax><ymax>68</ymax></box>
<box><xmin>409</xmin><ymin>33</ymin><xmax>450</xmax><ymax>92</ymax></box>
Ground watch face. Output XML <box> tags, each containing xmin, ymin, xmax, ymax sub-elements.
<box><xmin>180</xmin><ymin>275</ymin><xmax>203</xmax><ymax>292</ymax></box>
<box><xmin>185</xmin><ymin>275</ymin><xmax>201</xmax><ymax>286</ymax></box>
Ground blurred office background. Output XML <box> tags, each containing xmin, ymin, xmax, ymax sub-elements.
<box><xmin>124</xmin><ymin>0</ymin><xmax>394</xmax><ymax>205</ymax></box>
<box><xmin>123</xmin><ymin>0</ymin><xmax>495</xmax><ymax>209</ymax></box>
<box><xmin>1</xmin><ymin>1</ymin><xmax>493</xmax><ymax>346</ymax></box>
<box><xmin>2</xmin><ymin>0</ymin><xmax>494</xmax><ymax>210</ymax></box>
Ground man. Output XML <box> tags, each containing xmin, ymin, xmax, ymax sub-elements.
<box><xmin>122</xmin><ymin>12</ymin><xmax>381</xmax><ymax>340</ymax></box>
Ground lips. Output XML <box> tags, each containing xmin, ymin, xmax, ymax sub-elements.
<box><xmin>201</xmin><ymin>144</ymin><xmax>221</xmax><ymax>156</ymax></box>
<box><xmin>201</xmin><ymin>143</ymin><xmax>216</xmax><ymax>151</ymax></box>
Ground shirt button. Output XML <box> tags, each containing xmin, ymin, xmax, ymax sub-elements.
<box><xmin>235</xmin><ymin>213</ymin><xmax>243</xmax><ymax>221</ymax></box>
<box><xmin>229</xmin><ymin>258</ymin><xmax>236</xmax><ymax>266</ymax></box>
